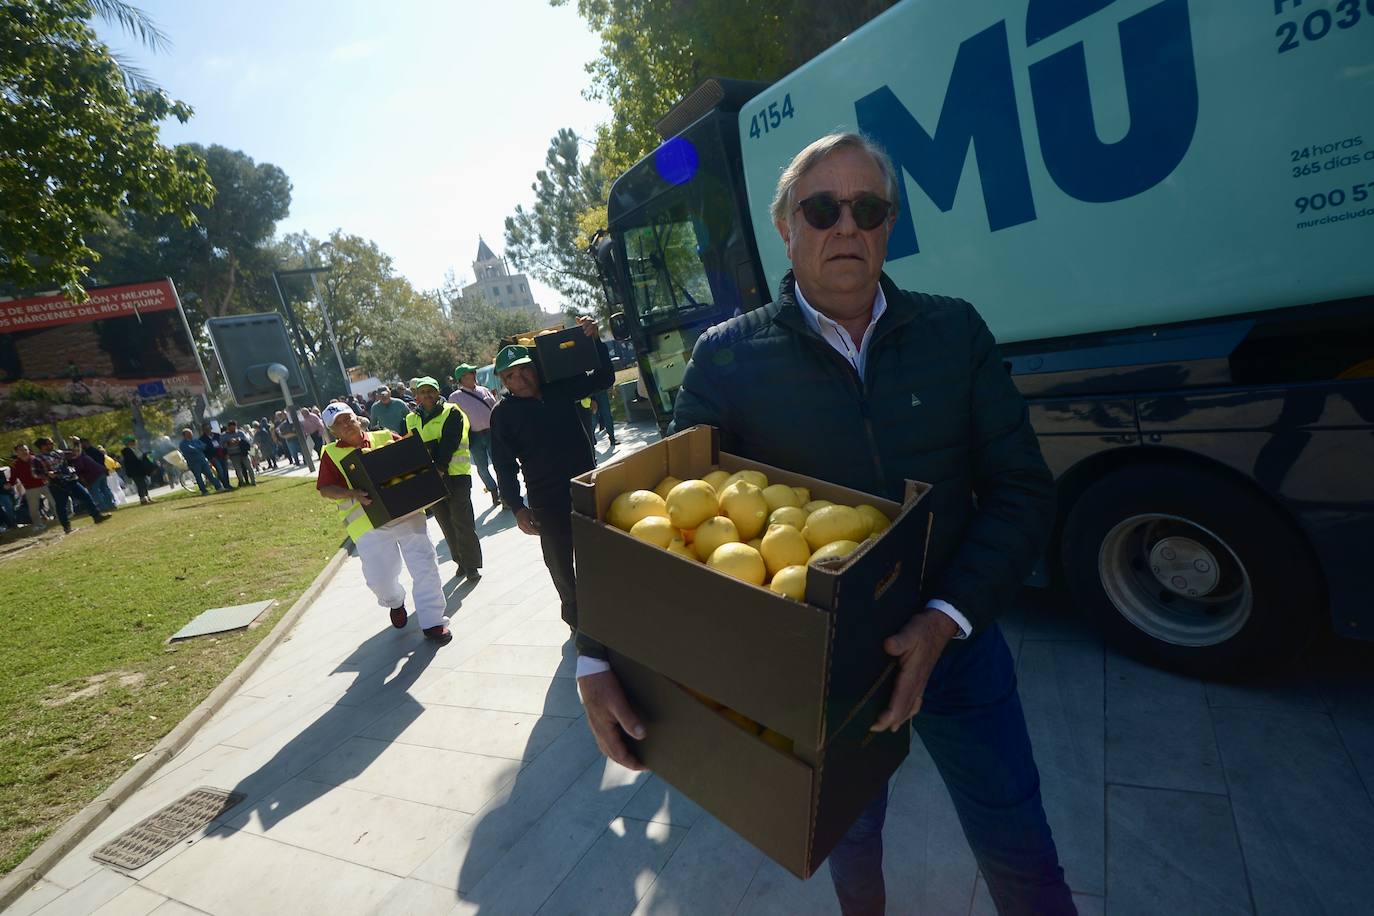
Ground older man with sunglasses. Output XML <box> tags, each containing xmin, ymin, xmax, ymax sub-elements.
<box><xmin>577</xmin><ymin>133</ymin><xmax>1073</xmax><ymax>915</ymax></box>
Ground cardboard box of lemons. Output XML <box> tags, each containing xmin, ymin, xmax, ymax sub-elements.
<box><xmin>719</xmin><ymin>479</ymin><xmax>769</xmax><ymax>540</ymax></box>
<box><xmin>692</xmin><ymin>516</ymin><xmax>739</xmax><ymax>561</ymax></box>
<box><xmin>769</xmin><ymin>564</ymin><xmax>808</xmax><ymax>600</ymax></box>
<box><xmin>607</xmin><ymin>489</ymin><xmax>669</xmax><ymax>531</ymax></box>
<box><xmin>803</xmin><ymin>498</ymin><xmax>833</xmax><ymax>514</ymax></box>
<box><xmin>761</xmin><ymin>483</ymin><xmax>801</xmax><ymax>512</ymax></box>
<box><xmin>760</xmin><ymin>523</ymin><xmax>811</xmax><ymax>576</ymax></box>
<box><xmin>810</xmin><ymin>539</ymin><xmax>861</xmax><ymax>564</ymax></box>
<box><xmin>792</xmin><ymin>486</ymin><xmax>811</xmax><ymax>505</ymax></box>
<box><xmin>707</xmin><ymin>541</ymin><xmax>766</xmax><ymax>585</ymax></box>
<box><xmin>702</xmin><ymin>469</ymin><xmax>732</xmax><ymax>495</ymax></box>
<box><xmin>665</xmin><ymin>479</ymin><xmax>718</xmax><ymax>530</ymax></box>
<box><xmin>653</xmin><ymin>475</ymin><xmax>682</xmax><ymax>500</ymax></box>
<box><xmin>801</xmin><ymin>504</ymin><xmax>867</xmax><ymax>551</ymax></box>
<box><xmin>629</xmin><ymin>515</ymin><xmax>676</xmax><ymax>548</ymax></box>
<box><xmin>760</xmin><ymin>728</ymin><xmax>794</xmax><ymax>753</ymax></box>
<box><xmin>854</xmin><ymin>504</ymin><xmax>891</xmax><ymax>536</ymax></box>
<box><xmin>725</xmin><ymin>469</ymin><xmax>768</xmax><ymax>490</ymax></box>
<box><xmin>768</xmin><ymin>505</ymin><xmax>809</xmax><ymax>530</ymax></box>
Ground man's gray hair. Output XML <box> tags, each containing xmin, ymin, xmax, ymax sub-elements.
<box><xmin>769</xmin><ymin>132</ymin><xmax>900</xmax><ymax>226</ymax></box>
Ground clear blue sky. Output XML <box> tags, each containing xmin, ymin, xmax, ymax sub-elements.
<box><xmin>96</xmin><ymin>0</ymin><xmax>612</xmax><ymax>312</ymax></box>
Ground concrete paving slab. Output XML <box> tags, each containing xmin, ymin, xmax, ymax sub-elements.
<box><xmin>621</xmin><ymin>774</ymin><xmax>704</xmax><ymax>829</ymax></box>
<box><xmin>1212</xmin><ymin>707</ymin><xmax>1374</xmax><ymax>915</ymax></box>
<box><xmin>146</xmin><ymin>901</ymin><xmax>207</xmax><ymax>916</ymax></box>
<box><xmin>969</xmin><ymin>878</ymin><xmax>1104</xmax><ymax>916</ymax></box>
<box><xmin>369</xmin><ymin>877</ymin><xmax>457</xmax><ymax>915</ymax></box>
<box><xmin>360</xmin><ymin>704</ymin><xmax>576</xmax><ymax>761</ymax></box>
<box><xmin>139</xmin><ymin>827</ymin><xmax>401</xmax><ymax>915</ymax></box>
<box><xmin>494</xmin><ymin>618</ymin><xmax>579</xmax><ymax>648</ymax></box>
<box><xmin>1106</xmin><ymin>785</ymin><xmax>1251</xmax><ymax>916</ymax></box>
<box><xmin>628</xmin><ymin>814</ymin><xmax>764</xmax><ymax>916</ymax></box>
<box><xmin>4</xmin><ymin>879</ymin><xmax>66</xmax><ymax>916</ymax></box>
<box><xmin>883</xmin><ymin>737</ymin><xmax>980</xmax><ymax>915</ymax></box>
<box><xmin>533</xmin><ymin>816</ymin><xmax>687</xmax><ymax>916</ymax></box>
<box><xmin>1017</xmin><ymin>639</ymin><xmax>1106</xmax><ymax>896</ymax></box>
<box><xmin>455</xmin><ymin>643</ymin><xmax>576</xmax><ymax>679</ymax></box>
<box><xmin>299</xmin><ymin>734</ymin><xmax>522</xmax><ymax>814</ymax></box>
<box><xmin>225</xmin><ymin>777</ymin><xmax>469</xmax><ymax>875</ymax></box>
<box><xmin>88</xmin><ymin>884</ymin><xmax>167</xmax><ymax>916</ymax></box>
<box><xmin>733</xmin><ymin>855</ymin><xmax>838</xmax><ymax>916</ymax></box>
<box><xmin>29</xmin><ymin>868</ymin><xmax>133</xmax><ymax>915</ymax></box>
<box><xmin>1205</xmin><ymin>676</ymin><xmax>1328</xmax><ymax>713</ymax></box>
<box><xmin>1106</xmin><ymin>653</ymin><xmax>1226</xmax><ymax>795</ymax></box>
<box><xmin>413</xmin><ymin>670</ymin><xmax>584</xmax><ymax>718</ymax></box>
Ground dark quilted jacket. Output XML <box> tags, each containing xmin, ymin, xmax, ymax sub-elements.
<box><xmin>672</xmin><ymin>270</ymin><xmax>1054</xmax><ymax>633</ymax></box>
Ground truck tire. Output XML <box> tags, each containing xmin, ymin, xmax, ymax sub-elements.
<box><xmin>1061</xmin><ymin>464</ymin><xmax>1321</xmax><ymax>678</ymax></box>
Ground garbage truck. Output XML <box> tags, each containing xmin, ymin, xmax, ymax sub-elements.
<box><xmin>589</xmin><ymin>0</ymin><xmax>1374</xmax><ymax>675</ymax></box>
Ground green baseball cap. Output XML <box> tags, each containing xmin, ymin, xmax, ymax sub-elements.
<box><xmin>494</xmin><ymin>345</ymin><xmax>533</xmax><ymax>373</ymax></box>
<box><xmin>453</xmin><ymin>363</ymin><xmax>478</xmax><ymax>379</ymax></box>
<box><xmin>412</xmin><ymin>376</ymin><xmax>441</xmax><ymax>392</ymax></box>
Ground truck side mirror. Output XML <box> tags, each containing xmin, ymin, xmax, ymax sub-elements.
<box><xmin>609</xmin><ymin>312</ymin><xmax>630</xmax><ymax>341</ymax></box>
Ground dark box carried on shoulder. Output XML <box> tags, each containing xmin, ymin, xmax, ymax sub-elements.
<box><xmin>338</xmin><ymin>434</ymin><xmax>446</xmax><ymax>529</ymax></box>
<box><xmin>571</xmin><ymin>425</ymin><xmax>934</xmax><ymax>879</ymax></box>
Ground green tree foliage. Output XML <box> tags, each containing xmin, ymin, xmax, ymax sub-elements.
<box><xmin>553</xmin><ymin>0</ymin><xmax>896</xmax><ymax>179</ymax></box>
<box><xmin>86</xmin><ymin>144</ymin><xmax>292</xmax><ymax>324</ymax></box>
<box><xmin>503</xmin><ymin>129</ymin><xmax>607</xmax><ymax>316</ymax></box>
<box><xmin>0</xmin><ymin>0</ymin><xmax>214</xmax><ymax>298</ymax></box>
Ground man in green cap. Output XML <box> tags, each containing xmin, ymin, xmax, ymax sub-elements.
<box><xmin>490</xmin><ymin>317</ymin><xmax>614</xmax><ymax>635</ymax></box>
<box><xmin>448</xmin><ymin>363</ymin><xmax>501</xmax><ymax>507</ymax></box>
<box><xmin>406</xmin><ymin>376</ymin><xmax>483</xmax><ymax>582</ymax></box>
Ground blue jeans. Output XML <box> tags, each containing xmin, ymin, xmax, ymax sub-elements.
<box><xmin>0</xmin><ymin>490</ymin><xmax>16</xmax><ymax>527</ymax></box>
<box><xmin>188</xmin><ymin>459</ymin><xmax>223</xmax><ymax>493</ymax></box>
<box><xmin>49</xmin><ymin>479</ymin><xmax>100</xmax><ymax>528</ymax></box>
<box><xmin>285</xmin><ymin>438</ymin><xmax>302</xmax><ymax>465</ymax></box>
<box><xmin>210</xmin><ymin>456</ymin><xmax>232</xmax><ymax>488</ymax></box>
<box><xmin>468</xmin><ymin>429</ymin><xmax>499</xmax><ymax>497</ymax></box>
<box><xmin>594</xmin><ymin>389</ymin><xmax>615</xmax><ymax>441</ymax></box>
<box><xmin>89</xmin><ymin>475</ymin><xmax>116</xmax><ymax>510</ymax></box>
<box><xmin>828</xmin><ymin>624</ymin><xmax>1074</xmax><ymax>916</ymax></box>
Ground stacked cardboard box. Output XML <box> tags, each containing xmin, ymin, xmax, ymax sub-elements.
<box><xmin>337</xmin><ymin>434</ymin><xmax>447</xmax><ymax>530</ymax></box>
<box><xmin>571</xmin><ymin>425</ymin><xmax>933</xmax><ymax>877</ymax></box>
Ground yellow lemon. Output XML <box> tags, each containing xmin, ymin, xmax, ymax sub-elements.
<box><xmin>692</xmin><ymin>516</ymin><xmax>739</xmax><ymax>561</ymax></box>
<box><xmin>760</xmin><ymin>524</ymin><xmax>811</xmax><ymax>576</ymax></box>
<box><xmin>801</xmin><ymin>504</ymin><xmax>867</xmax><ymax>550</ymax></box>
<box><xmin>768</xmin><ymin>564</ymin><xmax>808</xmax><ymax>601</ymax></box>
<box><xmin>666</xmin><ymin>537</ymin><xmax>698</xmax><ymax>561</ymax></box>
<box><xmin>653</xmin><ymin>475</ymin><xmax>682</xmax><ymax>500</ymax></box>
<box><xmin>665</xmin><ymin>479</ymin><xmax>719</xmax><ymax>530</ymax></box>
<box><xmin>747</xmin><ymin>537</ymin><xmax>762</xmax><ymax>551</ymax></box>
<box><xmin>768</xmin><ymin>506</ymin><xmax>809</xmax><ymax>530</ymax></box>
<box><xmin>803</xmin><ymin>499</ymin><xmax>833</xmax><ymax>515</ymax></box>
<box><xmin>725</xmin><ymin>469</ymin><xmax>769</xmax><ymax>490</ymax></box>
<box><xmin>707</xmin><ymin>542</ymin><xmax>767</xmax><ymax>585</ymax></box>
<box><xmin>855</xmin><ymin>504</ymin><xmax>891</xmax><ymax>537</ymax></box>
<box><xmin>607</xmin><ymin>490</ymin><xmax>669</xmax><ymax>531</ymax></box>
<box><xmin>760</xmin><ymin>728</ymin><xmax>794</xmax><ymax>753</ymax></box>
<box><xmin>629</xmin><ymin>515</ymin><xmax>676</xmax><ymax>548</ymax></box>
<box><xmin>718</xmin><ymin>480</ymin><xmax>769</xmax><ymax>540</ymax></box>
<box><xmin>702</xmin><ymin>469</ymin><xmax>732</xmax><ymax>495</ymax></box>
<box><xmin>792</xmin><ymin>486</ymin><xmax>811</xmax><ymax>505</ymax></box>
<box><xmin>761</xmin><ymin>483</ymin><xmax>801</xmax><ymax>512</ymax></box>
<box><xmin>810</xmin><ymin>539</ymin><xmax>861</xmax><ymax>564</ymax></box>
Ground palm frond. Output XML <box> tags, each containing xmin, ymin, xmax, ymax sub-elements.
<box><xmin>85</xmin><ymin>0</ymin><xmax>171</xmax><ymax>52</ymax></box>
<box><xmin>110</xmin><ymin>51</ymin><xmax>159</xmax><ymax>93</ymax></box>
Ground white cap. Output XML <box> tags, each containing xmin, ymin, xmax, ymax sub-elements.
<box><xmin>320</xmin><ymin>403</ymin><xmax>355</xmax><ymax>429</ymax></box>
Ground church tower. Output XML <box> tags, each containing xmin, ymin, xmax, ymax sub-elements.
<box><xmin>462</xmin><ymin>238</ymin><xmax>539</xmax><ymax>311</ymax></box>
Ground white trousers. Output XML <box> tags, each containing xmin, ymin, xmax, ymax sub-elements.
<box><xmin>354</xmin><ymin>513</ymin><xmax>447</xmax><ymax>629</ymax></box>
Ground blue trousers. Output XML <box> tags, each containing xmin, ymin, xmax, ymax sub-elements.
<box><xmin>828</xmin><ymin>624</ymin><xmax>1074</xmax><ymax>916</ymax></box>
<box><xmin>188</xmin><ymin>459</ymin><xmax>223</xmax><ymax>494</ymax></box>
<box><xmin>468</xmin><ymin>429</ymin><xmax>499</xmax><ymax>497</ymax></box>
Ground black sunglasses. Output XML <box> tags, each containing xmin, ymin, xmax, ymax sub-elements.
<box><xmin>795</xmin><ymin>193</ymin><xmax>893</xmax><ymax>231</ymax></box>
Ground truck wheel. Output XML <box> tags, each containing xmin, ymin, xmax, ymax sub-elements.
<box><xmin>1061</xmin><ymin>464</ymin><xmax>1321</xmax><ymax>677</ymax></box>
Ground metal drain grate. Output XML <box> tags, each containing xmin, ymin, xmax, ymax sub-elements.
<box><xmin>92</xmin><ymin>786</ymin><xmax>244</xmax><ymax>870</ymax></box>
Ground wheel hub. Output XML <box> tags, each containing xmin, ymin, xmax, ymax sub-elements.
<box><xmin>1147</xmin><ymin>536</ymin><xmax>1220</xmax><ymax>598</ymax></box>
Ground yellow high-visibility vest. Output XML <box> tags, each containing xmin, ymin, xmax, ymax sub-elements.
<box><xmin>320</xmin><ymin>429</ymin><xmax>393</xmax><ymax>541</ymax></box>
<box><xmin>404</xmin><ymin>403</ymin><xmax>471</xmax><ymax>476</ymax></box>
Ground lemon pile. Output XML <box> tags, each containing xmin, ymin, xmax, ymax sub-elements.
<box><xmin>605</xmin><ymin>468</ymin><xmax>892</xmax><ymax>602</ymax></box>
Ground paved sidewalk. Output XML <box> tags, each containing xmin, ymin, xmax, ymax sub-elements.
<box><xmin>8</xmin><ymin>421</ymin><xmax>1374</xmax><ymax>915</ymax></box>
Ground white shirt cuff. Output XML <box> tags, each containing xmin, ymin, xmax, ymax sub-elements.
<box><xmin>926</xmin><ymin>599</ymin><xmax>972</xmax><ymax>639</ymax></box>
<box><xmin>576</xmin><ymin>655</ymin><xmax>612</xmax><ymax>679</ymax></box>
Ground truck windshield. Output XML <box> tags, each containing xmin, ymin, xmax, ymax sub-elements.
<box><xmin>622</xmin><ymin>212</ymin><xmax>715</xmax><ymax>326</ymax></box>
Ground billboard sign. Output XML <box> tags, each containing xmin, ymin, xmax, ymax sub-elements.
<box><xmin>0</xmin><ymin>279</ymin><xmax>206</xmax><ymax>425</ymax></box>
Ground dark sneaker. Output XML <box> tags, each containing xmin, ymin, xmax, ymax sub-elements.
<box><xmin>389</xmin><ymin>605</ymin><xmax>408</xmax><ymax>629</ymax></box>
<box><xmin>490</xmin><ymin>491</ymin><xmax>500</xmax><ymax>508</ymax></box>
<box><xmin>92</xmin><ymin>514</ymin><xmax>110</xmax><ymax>524</ymax></box>
<box><xmin>423</xmin><ymin>624</ymin><xmax>453</xmax><ymax>646</ymax></box>
<box><xmin>460</xmin><ymin>568</ymin><xmax>482</xmax><ymax>583</ymax></box>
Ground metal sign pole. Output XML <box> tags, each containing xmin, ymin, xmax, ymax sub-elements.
<box><xmin>269</xmin><ymin>363</ymin><xmax>315</xmax><ymax>472</ymax></box>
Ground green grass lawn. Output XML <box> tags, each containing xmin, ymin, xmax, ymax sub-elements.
<box><xmin>0</xmin><ymin>476</ymin><xmax>341</xmax><ymax>876</ymax></box>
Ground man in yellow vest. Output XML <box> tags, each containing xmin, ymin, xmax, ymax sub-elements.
<box><xmin>317</xmin><ymin>402</ymin><xmax>451</xmax><ymax>645</ymax></box>
<box><xmin>406</xmin><ymin>377</ymin><xmax>483</xmax><ymax>582</ymax></box>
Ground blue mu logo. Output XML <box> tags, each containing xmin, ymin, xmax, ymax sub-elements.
<box><xmin>856</xmin><ymin>0</ymin><xmax>1199</xmax><ymax>260</ymax></box>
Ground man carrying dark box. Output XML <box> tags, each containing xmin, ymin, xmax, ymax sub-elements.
<box><xmin>491</xmin><ymin>317</ymin><xmax>614</xmax><ymax>636</ymax></box>
<box><xmin>317</xmin><ymin>402</ymin><xmax>452</xmax><ymax>645</ymax></box>
<box><xmin>406</xmin><ymin>377</ymin><xmax>483</xmax><ymax>582</ymax></box>
<box><xmin>577</xmin><ymin>133</ymin><xmax>1074</xmax><ymax>914</ymax></box>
